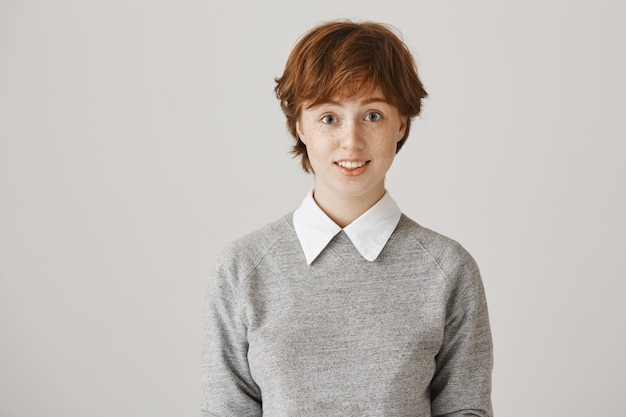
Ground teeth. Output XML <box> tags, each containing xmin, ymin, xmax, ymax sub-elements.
<box><xmin>337</xmin><ymin>161</ymin><xmax>366</xmax><ymax>169</ymax></box>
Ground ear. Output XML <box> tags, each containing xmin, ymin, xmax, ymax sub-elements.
<box><xmin>397</xmin><ymin>117</ymin><xmax>408</xmax><ymax>142</ymax></box>
<box><xmin>296</xmin><ymin>119</ymin><xmax>307</xmax><ymax>145</ymax></box>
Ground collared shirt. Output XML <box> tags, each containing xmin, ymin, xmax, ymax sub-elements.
<box><xmin>293</xmin><ymin>190</ymin><xmax>402</xmax><ymax>265</ymax></box>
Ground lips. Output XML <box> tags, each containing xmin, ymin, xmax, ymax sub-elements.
<box><xmin>334</xmin><ymin>159</ymin><xmax>370</xmax><ymax>176</ymax></box>
<box><xmin>336</xmin><ymin>160</ymin><xmax>367</xmax><ymax>170</ymax></box>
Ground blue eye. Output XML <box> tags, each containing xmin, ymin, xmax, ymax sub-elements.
<box><xmin>365</xmin><ymin>112</ymin><xmax>382</xmax><ymax>122</ymax></box>
<box><xmin>321</xmin><ymin>115</ymin><xmax>337</xmax><ymax>124</ymax></box>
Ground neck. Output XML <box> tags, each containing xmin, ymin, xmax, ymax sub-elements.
<box><xmin>313</xmin><ymin>187</ymin><xmax>385</xmax><ymax>228</ymax></box>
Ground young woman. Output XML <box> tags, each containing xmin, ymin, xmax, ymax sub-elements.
<box><xmin>202</xmin><ymin>21</ymin><xmax>493</xmax><ymax>416</ymax></box>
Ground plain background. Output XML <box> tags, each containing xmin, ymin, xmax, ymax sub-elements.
<box><xmin>1</xmin><ymin>0</ymin><xmax>625</xmax><ymax>415</ymax></box>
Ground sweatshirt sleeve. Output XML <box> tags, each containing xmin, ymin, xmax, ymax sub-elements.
<box><xmin>201</xmin><ymin>245</ymin><xmax>262</xmax><ymax>417</ymax></box>
<box><xmin>430</xmin><ymin>247</ymin><xmax>493</xmax><ymax>417</ymax></box>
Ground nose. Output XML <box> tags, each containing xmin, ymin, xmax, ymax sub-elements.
<box><xmin>340</xmin><ymin>121</ymin><xmax>365</xmax><ymax>150</ymax></box>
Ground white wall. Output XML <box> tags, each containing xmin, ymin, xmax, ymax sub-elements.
<box><xmin>1</xmin><ymin>0</ymin><xmax>624</xmax><ymax>415</ymax></box>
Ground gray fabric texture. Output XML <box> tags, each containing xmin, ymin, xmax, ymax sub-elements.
<box><xmin>202</xmin><ymin>213</ymin><xmax>493</xmax><ymax>416</ymax></box>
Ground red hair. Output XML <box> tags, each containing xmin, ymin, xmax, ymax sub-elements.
<box><xmin>275</xmin><ymin>21</ymin><xmax>428</xmax><ymax>172</ymax></box>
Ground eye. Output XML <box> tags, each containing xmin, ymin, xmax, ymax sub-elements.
<box><xmin>364</xmin><ymin>112</ymin><xmax>382</xmax><ymax>122</ymax></box>
<box><xmin>321</xmin><ymin>114</ymin><xmax>337</xmax><ymax>124</ymax></box>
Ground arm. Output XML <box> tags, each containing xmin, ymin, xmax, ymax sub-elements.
<box><xmin>201</xmin><ymin>247</ymin><xmax>262</xmax><ymax>417</ymax></box>
<box><xmin>430</xmin><ymin>251</ymin><xmax>493</xmax><ymax>417</ymax></box>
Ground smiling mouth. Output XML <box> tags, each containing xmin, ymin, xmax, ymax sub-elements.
<box><xmin>336</xmin><ymin>160</ymin><xmax>369</xmax><ymax>170</ymax></box>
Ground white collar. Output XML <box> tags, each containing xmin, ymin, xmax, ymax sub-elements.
<box><xmin>293</xmin><ymin>190</ymin><xmax>402</xmax><ymax>265</ymax></box>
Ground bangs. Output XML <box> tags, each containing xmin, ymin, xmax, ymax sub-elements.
<box><xmin>303</xmin><ymin>73</ymin><xmax>381</xmax><ymax>108</ymax></box>
<box><xmin>294</xmin><ymin>26</ymin><xmax>394</xmax><ymax>107</ymax></box>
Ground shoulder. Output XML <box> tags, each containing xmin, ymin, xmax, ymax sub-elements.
<box><xmin>394</xmin><ymin>214</ymin><xmax>480</xmax><ymax>286</ymax></box>
<box><xmin>214</xmin><ymin>213</ymin><xmax>297</xmax><ymax>278</ymax></box>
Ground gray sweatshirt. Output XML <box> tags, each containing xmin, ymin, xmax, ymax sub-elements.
<box><xmin>202</xmin><ymin>214</ymin><xmax>493</xmax><ymax>416</ymax></box>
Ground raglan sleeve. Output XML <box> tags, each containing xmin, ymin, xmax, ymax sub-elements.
<box><xmin>201</xmin><ymin>245</ymin><xmax>262</xmax><ymax>417</ymax></box>
<box><xmin>430</xmin><ymin>246</ymin><xmax>493</xmax><ymax>417</ymax></box>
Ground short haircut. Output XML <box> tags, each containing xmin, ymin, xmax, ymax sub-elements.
<box><xmin>275</xmin><ymin>20</ymin><xmax>428</xmax><ymax>172</ymax></box>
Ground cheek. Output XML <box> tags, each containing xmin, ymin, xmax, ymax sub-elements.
<box><xmin>298</xmin><ymin>120</ymin><xmax>321</xmax><ymax>144</ymax></box>
<box><xmin>306</xmin><ymin>142</ymin><xmax>328</xmax><ymax>166</ymax></box>
<box><xmin>377</xmin><ymin>135</ymin><xmax>401</xmax><ymax>156</ymax></box>
<box><xmin>301</xmin><ymin>126</ymin><xmax>335</xmax><ymax>156</ymax></box>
